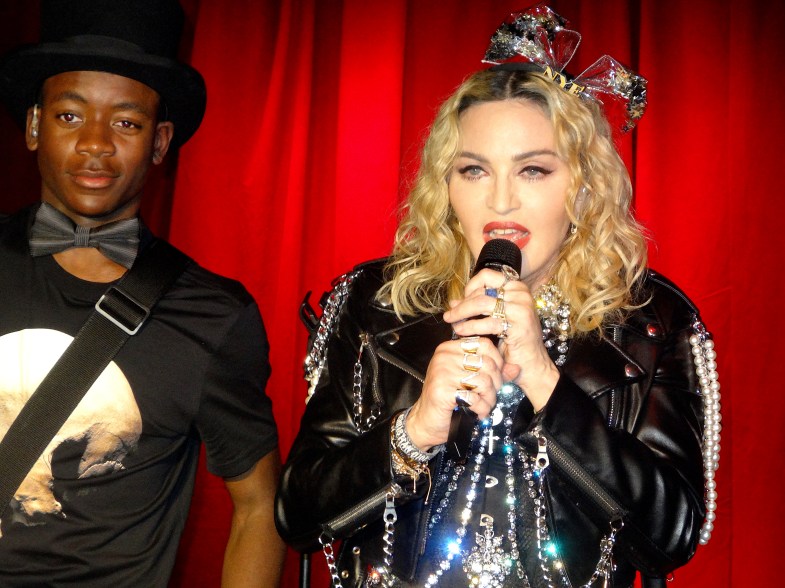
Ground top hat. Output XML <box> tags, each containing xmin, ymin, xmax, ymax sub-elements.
<box><xmin>0</xmin><ymin>0</ymin><xmax>207</xmax><ymax>147</ymax></box>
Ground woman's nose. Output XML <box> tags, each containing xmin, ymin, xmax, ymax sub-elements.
<box><xmin>487</xmin><ymin>177</ymin><xmax>520</xmax><ymax>214</ymax></box>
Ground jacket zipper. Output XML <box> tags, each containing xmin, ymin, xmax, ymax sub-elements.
<box><xmin>607</xmin><ymin>326</ymin><xmax>622</xmax><ymax>429</ymax></box>
<box><xmin>360</xmin><ymin>332</ymin><xmax>385</xmax><ymax>406</ymax></box>
<box><xmin>324</xmin><ymin>483</ymin><xmax>403</xmax><ymax>538</ymax></box>
<box><xmin>376</xmin><ymin>345</ymin><xmax>426</xmax><ymax>384</ymax></box>
<box><xmin>534</xmin><ymin>428</ymin><xmax>626</xmax><ymax>520</ymax></box>
<box><xmin>417</xmin><ymin>450</ymin><xmax>445</xmax><ymax>556</ymax></box>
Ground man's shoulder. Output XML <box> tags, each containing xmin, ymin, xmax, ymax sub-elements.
<box><xmin>177</xmin><ymin>257</ymin><xmax>255</xmax><ymax>308</ymax></box>
<box><xmin>0</xmin><ymin>206</ymin><xmax>35</xmax><ymax>251</ymax></box>
<box><xmin>0</xmin><ymin>205</ymin><xmax>33</xmax><ymax>229</ymax></box>
<box><xmin>145</xmin><ymin>237</ymin><xmax>255</xmax><ymax>311</ymax></box>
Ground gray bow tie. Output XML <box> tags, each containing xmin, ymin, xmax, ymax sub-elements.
<box><xmin>29</xmin><ymin>203</ymin><xmax>140</xmax><ymax>269</ymax></box>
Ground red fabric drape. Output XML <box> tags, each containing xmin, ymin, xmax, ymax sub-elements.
<box><xmin>1</xmin><ymin>1</ymin><xmax>782</xmax><ymax>586</ymax></box>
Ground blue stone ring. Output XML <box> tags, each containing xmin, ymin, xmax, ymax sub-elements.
<box><xmin>485</xmin><ymin>287</ymin><xmax>498</xmax><ymax>298</ymax></box>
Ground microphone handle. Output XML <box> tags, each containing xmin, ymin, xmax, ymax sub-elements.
<box><xmin>445</xmin><ymin>404</ymin><xmax>477</xmax><ymax>462</ymax></box>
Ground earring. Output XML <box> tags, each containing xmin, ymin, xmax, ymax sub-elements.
<box><xmin>30</xmin><ymin>105</ymin><xmax>39</xmax><ymax>138</ymax></box>
<box><xmin>569</xmin><ymin>223</ymin><xmax>577</xmax><ymax>235</ymax></box>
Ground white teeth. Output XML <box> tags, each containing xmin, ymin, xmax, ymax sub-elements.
<box><xmin>489</xmin><ymin>228</ymin><xmax>528</xmax><ymax>237</ymax></box>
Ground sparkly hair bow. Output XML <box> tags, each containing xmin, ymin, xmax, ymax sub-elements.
<box><xmin>483</xmin><ymin>4</ymin><xmax>647</xmax><ymax>132</ymax></box>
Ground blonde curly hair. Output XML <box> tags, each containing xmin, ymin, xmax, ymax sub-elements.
<box><xmin>379</xmin><ymin>68</ymin><xmax>648</xmax><ymax>335</ymax></box>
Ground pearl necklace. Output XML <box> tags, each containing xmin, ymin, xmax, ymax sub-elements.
<box><xmin>690</xmin><ymin>319</ymin><xmax>721</xmax><ymax>545</ymax></box>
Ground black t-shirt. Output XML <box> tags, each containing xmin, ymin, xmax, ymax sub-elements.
<box><xmin>0</xmin><ymin>207</ymin><xmax>278</xmax><ymax>586</ymax></box>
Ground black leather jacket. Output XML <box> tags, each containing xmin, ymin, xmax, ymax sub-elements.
<box><xmin>276</xmin><ymin>260</ymin><xmax>706</xmax><ymax>587</ymax></box>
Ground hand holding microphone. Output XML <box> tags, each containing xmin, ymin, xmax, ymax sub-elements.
<box><xmin>445</xmin><ymin>239</ymin><xmax>521</xmax><ymax>461</ymax></box>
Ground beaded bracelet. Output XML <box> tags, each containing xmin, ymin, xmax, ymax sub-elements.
<box><xmin>392</xmin><ymin>407</ymin><xmax>441</xmax><ymax>464</ymax></box>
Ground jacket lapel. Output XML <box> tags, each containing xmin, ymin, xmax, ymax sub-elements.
<box><xmin>372</xmin><ymin>313</ymin><xmax>453</xmax><ymax>382</ymax></box>
<box><xmin>561</xmin><ymin>332</ymin><xmax>646</xmax><ymax>398</ymax></box>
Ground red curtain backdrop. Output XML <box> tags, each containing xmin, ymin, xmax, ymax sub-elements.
<box><xmin>1</xmin><ymin>1</ymin><xmax>782</xmax><ymax>586</ymax></box>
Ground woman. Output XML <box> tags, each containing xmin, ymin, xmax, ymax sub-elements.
<box><xmin>276</xmin><ymin>7</ymin><xmax>719</xmax><ymax>587</ymax></box>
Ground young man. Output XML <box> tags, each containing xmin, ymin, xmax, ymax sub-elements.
<box><xmin>0</xmin><ymin>0</ymin><xmax>285</xmax><ymax>586</ymax></box>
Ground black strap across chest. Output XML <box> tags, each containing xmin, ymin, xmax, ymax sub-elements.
<box><xmin>0</xmin><ymin>238</ymin><xmax>190</xmax><ymax>519</ymax></box>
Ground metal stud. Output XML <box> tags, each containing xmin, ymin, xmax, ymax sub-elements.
<box><xmin>382</xmin><ymin>332</ymin><xmax>400</xmax><ymax>346</ymax></box>
<box><xmin>624</xmin><ymin>363</ymin><xmax>640</xmax><ymax>377</ymax></box>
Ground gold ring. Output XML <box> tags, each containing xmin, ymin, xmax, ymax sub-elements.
<box><xmin>460</xmin><ymin>336</ymin><xmax>480</xmax><ymax>354</ymax></box>
<box><xmin>462</xmin><ymin>353</ymin><xmax>483</xmax><ymax>372</ymax></box>
<box><xmin>491</xmin><ymin>295</ymin><xmax>506</xmax><ymax>320</ymax></box>
<box><xmin>460</xmin><ymin>371</ymin><xmax>479</xmax><ymax>390</ymax></box>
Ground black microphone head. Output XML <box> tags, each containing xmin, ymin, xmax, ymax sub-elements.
<box><xmin>473</xmin><ymin>238</ymin><xmax>522</xmax><ymax>277</ymax></box>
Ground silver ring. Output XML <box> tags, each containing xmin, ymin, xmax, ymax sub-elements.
<box><xmin>501</xmin><ymin>264</ymin><xmax>520</xmax><ymax>286</ymax></box>
<box><xmin>499</xmin><ymin>319</ymin><xmax>511</xmax><ymax>339</ymax></box>
<box><xmin>455</xmin><ymin>389</ymin><xmax>473</xmax><ymax>407</ymax></box>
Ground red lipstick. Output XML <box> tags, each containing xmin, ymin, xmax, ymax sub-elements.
<box><xmin>483</xmin><ymin>221</ymin><xmax>530</xmax><ymax>249</ymax></box>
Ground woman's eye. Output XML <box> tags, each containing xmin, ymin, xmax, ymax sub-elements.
<box><xmin>521</xmin><ymin>166</ymin><xmax>552</xmax><ymax>179</ymax></box>
<box><xmin>458</xmin><ymin>165</ymin><xmax>486</xmax><ymax>180</ymax></box>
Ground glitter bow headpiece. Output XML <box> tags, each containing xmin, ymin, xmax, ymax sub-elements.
<box><xmin>483</xmin><ymin>4</ymin><xmax>647</xmax><ymax>132</ymax></box>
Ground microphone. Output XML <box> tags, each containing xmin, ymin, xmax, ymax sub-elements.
<box><xmin>445</xmin><ymin>238</ymin><xmax>522</xmax><ymax>462</ymax></box>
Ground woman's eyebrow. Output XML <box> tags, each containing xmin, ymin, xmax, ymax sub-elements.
<box><xmin>456</xmin><ymin>149</ymin><xmax>559</xmax><ymax>162</ymax></box>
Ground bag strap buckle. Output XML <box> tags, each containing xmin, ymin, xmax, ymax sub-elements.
<box><xmin>95</xmin><ymin>286</ymin><xmax>150</xmax><ymax>335</ymax></box>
